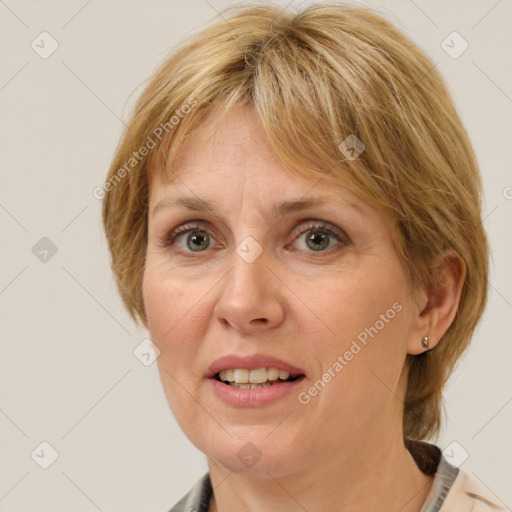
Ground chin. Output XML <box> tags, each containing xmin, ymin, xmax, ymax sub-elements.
<box><xmin>197</xmin><ymin>426</ymin><xmax>303</xmax><ymax>477</ymax></box>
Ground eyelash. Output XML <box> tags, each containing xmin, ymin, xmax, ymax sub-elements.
<box><xmin>162</xmin><ymin>220</ymin><xmax>349</xmax><ymax>254</ymax></box>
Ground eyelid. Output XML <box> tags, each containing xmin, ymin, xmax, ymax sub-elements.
<box><xmin>289</xmin><ymin>220</ymin><xmax>351</xmax><ymax>248</ymax></box>
<box><xmin>163</xmin><ymin>220</ymin><xmax>216</xmax><ymax>246</ymax></box>
<box><xmin>161</xmin><ymin>218</ymin><xmax>350</xmax><ymax>251</ymax></box>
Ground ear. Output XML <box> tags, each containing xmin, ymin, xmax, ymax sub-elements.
<box><xmin>407</xmin><ymin>251</ymin><xmax>466</xmax><ymax>355</ymax></box>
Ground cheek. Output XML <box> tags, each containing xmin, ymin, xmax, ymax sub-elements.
<box><xmin>142</xmin><ymin>264</ymin><xmax>211</xmax><ymax>424</ymax></box>
<box><xmin>142</xmin><ymin>262</ymin><xmax>208</xmax><ymax>364</ymax></box>
<box><xmin>304</xmin><ymin>268</ymin><xmax>407</xmax><ymax>344</ymax></box>
<box><xmin>302</xmin><ymin>264</ymin><xmax>412</xmax><ymax>387</ymax></box>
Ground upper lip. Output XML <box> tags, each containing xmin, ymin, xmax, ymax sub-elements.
<box><xmin>207</xmin><ymin>354</ymin><xmax>306</xmax><ymax>378</ymax></box>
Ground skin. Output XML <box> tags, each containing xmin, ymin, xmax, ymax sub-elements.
<box><xmin>142</xmin><ymin>106</ymin><xmax>464</xmax><ymax>512</ymax></box>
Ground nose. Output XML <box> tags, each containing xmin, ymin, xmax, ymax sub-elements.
<box><xmin>213</xmin><ymin>248</ymin><xmax>285</xmax><ymax>334</ymax></box>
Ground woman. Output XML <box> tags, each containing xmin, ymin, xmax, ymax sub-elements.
<box><xmin>102</xmin><ymin>3</ymin><xmax>504</xmax><ymax>511</ymax></box>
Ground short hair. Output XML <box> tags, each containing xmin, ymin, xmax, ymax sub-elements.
<box><xmin>102</xmin><ymin>3</ymin><xmax>488</xmax><ymax>457</ymax></box>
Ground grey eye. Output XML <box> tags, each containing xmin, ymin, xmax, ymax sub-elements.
<box><xmin>305</xmin><ymin>230</ymin><xmax>331</xmax><ymax>251</ymax></box>
<box><xmin>186</xmin><ymin>229</ymin><xmax>210</xmax><ymax>251</ymax></box>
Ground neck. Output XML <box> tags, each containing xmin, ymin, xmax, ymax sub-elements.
<box><xmin>207</xmin><ymin>435</ymin><xmax>434</xmax><ymax>512</ymax></box>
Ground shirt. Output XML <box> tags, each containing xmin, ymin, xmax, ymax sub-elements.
<box><xmin>167</xmin><ymin>449</ymin><xmax>507</xmax><ymax>512</ymax></box>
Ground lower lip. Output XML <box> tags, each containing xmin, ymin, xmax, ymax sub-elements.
<box><xmin>209</xmin><ymin>377</ymin><xmax>305</xmax><ymax>407</ymax></box>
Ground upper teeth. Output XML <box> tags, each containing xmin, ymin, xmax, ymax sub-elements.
<box><xmin>219</xmin><ymin>368</ymin><xmax>291</xmax><ymax>384</ymax></box>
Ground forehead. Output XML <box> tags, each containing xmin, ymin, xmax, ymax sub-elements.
<box><xmin>149</xmin><ymin>106</ymin><xmax>348</xmax><ymax>199</ymax></box>
<box><xmin>146</xmin><ymin>106</ymin><xmax>382</xmax><ymax>227</ymax></box>
<box><xmin>173</xmin><ymin>106</ymin><xmax>286</xmax><ymax>177</ymax></box>
<box><xmin>144</xmin><ymin>108</ymin><xmax>398</xmax><ymax>252</ymax></box>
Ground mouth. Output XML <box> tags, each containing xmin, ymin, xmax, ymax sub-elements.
<box><xmin>207</xmin><ymin>354</ymin><xmax>306</xmax><ymax>406</ymax></box>
<box><xmin>215</xmin><ymin>367</ymin><xmax>304</xmax><ymax>389</ymax></box>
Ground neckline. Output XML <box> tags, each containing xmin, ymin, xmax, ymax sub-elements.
<box><xmin>418</xmin><ymin>455</ymin><xmax>460</xmax><ymax>512</ymax></box>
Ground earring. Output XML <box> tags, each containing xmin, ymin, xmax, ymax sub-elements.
<box><xmin>422</xmin><ymin>336</ymin><xmax>429</xmax><ymax>349</ymax></box>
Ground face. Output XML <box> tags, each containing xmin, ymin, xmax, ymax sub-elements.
<box><xmin>143</xmin><ymin>106</ymin><xmax>421</xmax><ymax>477</ymax></box>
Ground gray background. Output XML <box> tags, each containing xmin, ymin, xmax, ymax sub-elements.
<box><xmin>1</xmin><ymin>0</ymin><xmax>511</xmax><ymax>511</ymax></box>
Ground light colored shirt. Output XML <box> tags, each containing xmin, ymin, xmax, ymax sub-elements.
<box><xmin>167</xmin><ymin>450</ymin><xmax>507</xmax><ymax>512</ymax></box>
<box><xmin>420</xmin><ymin>455</ymin><xmax>506</xmax><ymax>511</ymax></box>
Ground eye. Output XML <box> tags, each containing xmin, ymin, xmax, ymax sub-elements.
<box><xmin>183</xmin><ymin>229</ymin><xmax>211</xmax><ymax>251</ymax></box>
<box><xmin>165</xmin><ymin>223</ymin><xmax>215</xmax><ymax>252</ymax></box>
<box><xmin>162</xmin><ymin>220</ymin><xmax>348</xmax><ymax>255</ymax></box>
<box><xmin>292</xmin><ymin>221</ymin><xmax>348</xmax><ymax>252</ymax></box>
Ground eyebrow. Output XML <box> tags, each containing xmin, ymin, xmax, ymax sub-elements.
<box><xmin>153</xmin><ymin>196</ymin><xmax>218</xmax><ymax>216</ymax></box>
<box><xmin>152</xmin><ymin>195</ymin><xmax>363</xmax><ymax>217</ymax></box>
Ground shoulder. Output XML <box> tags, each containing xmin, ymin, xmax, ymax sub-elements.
<box><xmin>409</xmin><ymin>442</ymin><xmax>507</xmax><ymax>512</ymax></box>
<box><xmin>440</xmin><ymin>469</ymin><xmax>507</xmax><ymax>512</ymax></box>
<box><xmin>167</xmin><ymin>473</ymin><xmax>212</xmax><ymax>512</ymax></box>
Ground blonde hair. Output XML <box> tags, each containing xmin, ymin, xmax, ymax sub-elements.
<box><xmin>102</xmin><ymin>2</ymin><xmax>488</xmax><ymax>463</ymax></box>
